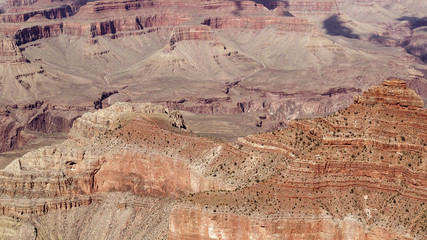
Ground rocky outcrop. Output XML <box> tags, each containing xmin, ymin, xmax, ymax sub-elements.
<box><xmin>0</xmin><ymin>80</ymin><xmax>425</xmax><ymax>239</ymax></box>
<box><xmin>14</xmin><ymin>23</ymin><xmax>63</xmax><ymax>45</ymax></box>
<box><xmin>5</xmin><ymin>0</ymin><xmax>38</xmax><ymax>8</ymax></box>
<box><xmin>0</xmin><ymin>0</ymin><xmax>425</xmax><ymax>130</ymax></box>
<box><xmin>202</xmin><ymin>16</ymin><xmax>313</xmax><ymax>31</ymax></box>
<box><xmin>82</xmin><ymin>0</ymin><xmax>155</xmax><ymax>13</ymax></box>
<box><xmin>170</xmin><ymin>79</ymin><xmax>427</xmax><ymax>239</ymax></box>
<box><xmin>0</xmin><ymin>103</ymin><xmax>236</xmax><ymax>218</ymax></box>
<box><xmin>7</xmin><ymin>13</ymin><xmax>189</xmax><ymax>44</ymax></box>
<box><xmin>0</xmin><ymin>37</ymin><xmax>26</xmax><ymax>63</ymax></box>
<box><xmin>0</xmin><ymin>5</ymin><xmax>76</xmax><ymax>23</ymax></box>
<box><xmin>169</xmin><ymin>208</ymin><xmax>412</xmax><ymax>240</ymax></box>
<box><xmin>86</xmin><ymin>14</ymin><xmax>189</xmax><ymax>37</ymax></box>
<box><xmin>276</xmin><ymin>1</ymin><xmax>337</xmax><ymax>15</ymax></box>
<box><xmin>169</xmin><ymin>26</ymin><xmax>215</xmax><ymax>46</ymax></box>
<box><xmin>0</xmin><ymin>101</ymin><xmax>92</xmax><ymax>153</ymax></box>
<box><xmin>0</xmin><ymin>0</ymin><xmax>426</xmax><ymax>236</ymax></box>
<box><xmin>354</xmin><ymin>78</ymin><xmax>424</xmax><ymax>108</ymax></box>
<box><xmin>0</xmin><ymin>193</ymin><xmax>174</xmax><ymax>239</ymax></box>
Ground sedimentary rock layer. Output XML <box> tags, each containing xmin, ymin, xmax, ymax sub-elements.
<box><xmin>172</xmin><ymin>79</ymin><xmax>427</xmax><ymax>239</ymax></box>
<box><xmin>0</xmin><ymin>101</ymin><xmax>92</xmax><ymax>153</ymax></box>
<box><xmin>0</xmin><ymin>79</ymin><xmax>425</xmax><ymax>239</ymax></box>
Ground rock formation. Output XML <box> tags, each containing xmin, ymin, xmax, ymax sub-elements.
<box><xmin>0</xmin><ymin>101</ymin><xmax>92</xmax><ymax>153</ymax></box>
<box><xmin>0</xmin><ymin>79</ymin><xmax>425</xmax><ymax>239</ymax></box>
<box><xmin>0</xmin><ymin>0</ymin><xmax>425</xmax><ymax>154</ymax></box>
<box><xmin>0</xmin><ymin>0</ymin><xmax>425</xmax><ymax>236</ymax></box>
<box><xmin>170</xmin><ymin>78</ymin><xmax>426</xmax><ymax>239</ymax></box>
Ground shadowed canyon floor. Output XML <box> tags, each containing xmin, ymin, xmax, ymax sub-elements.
<box><xmin>0</xmin><ymin>0</ymin><xmax>427</xmax><ymax>153</ymax></box>
<box><xmin>0</xmin><ymin>79</ymin><xmax>425</xmax><ymax>239</ymax></box>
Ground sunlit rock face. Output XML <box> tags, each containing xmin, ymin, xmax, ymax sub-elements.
<box><xmin>0</xmin><ymin>79</ymin><xmax>425</xmax><ymax>239</ymax></box>
<box><xmin>0</xmin><ymin>0</ymin><xmax>426</xmax><ymax>155</ymax></box>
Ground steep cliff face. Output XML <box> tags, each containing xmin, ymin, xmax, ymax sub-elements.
<box><xmin>0</xmin><ymin>37</ymin><xmax>26</xmax><ymax>62</ymax></box>
<box><xmin>0</xmin><ymin>103</ymin><xmax>243</xmax><ymax>219</ymax></box>
<box><xmin>170</xmin><ymin>79</ymin><xmax>427</xmax><ymax>239</ymax></box>
<box><xmin>0</xmin><ymin>193</ymin><xmax>174</xmax><ymax>239</ymax></box>
<box><xmin>14</xmin><ymin>23</ymin><xmax>63</xmax><ymax>45</ymax></box>
<box><xmin>202</xmin><ymin>16</ymin><xmax>313</xmax><ymax>31</ymax></box>
<box><xmin>0</xmin><ymin>79</ymin><xmax>425</xmax><ymax>239</ymax></box>
<box><xmin>7</xmin><ymin>13</ymin><xmax>190</xmax><ymax>44</ymax></box>
<box><xmin>6</xmin><ymin>0</ymin><xmax>38</xmax><ymax>8</ymax></box>
<box><xmin>169</xmin><ymin>208</ymin><xmax>412</xmax><ymax>240</ymax></box>
<box><xmin>0</xmin><ymin>5</ymin><xmax>76</xmax><ymax>23</ymax></box>
<box><xmin>86</xmin><ymin>14</ymin><xmax>189</xmax><ymax>37</ymax></box>
<box><xmin>404</xmin><ymin>27</ymin><xmax>427</xmax><ymax>64</ymax></box>
<box><xmin>168</xmin><ymin>26</ymin><xmax>215</xmax><ymax>46</ymax></box>
<box><xmin>354</xmin><ymin>79</ymin><xmax>424</xmax><ymax>107</ymax></box>
<box><xmin>0</xmin><ymin>101</ymin><xmax>92</xmax><ymax>153</ymax></box>
<box><xmin>0</xmin><ymin>0</ymin><xmax>426</xmax><ymax>141</ymax></box>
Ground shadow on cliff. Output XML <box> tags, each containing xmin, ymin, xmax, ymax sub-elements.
<box><xmin>323</xmin><ymin>15</ymin><xmax>359</xmax><ymax>39</ymax></box>
<box><xmin>405</xmin><ymin>45</ymin><xmax>427</xmax><ymax>63</ymax></box>
<box><xmin>397</xmin><ymin>16</ymin><xmax>427</xmax><ymax>30</ymax></box>
<box><xmin>231</xmin><ymin>0</ymin><xmax>290</xmax><ymax>13</ymax></box>
<box><xmin>396</xmin><ymin>16</ymin><xmax>427</xmax><ymax>63</ymax></box>
<box><xmin>252</xmin><ymin>0</ymin><xmax>281</xmax><ymax>10</ymax></box>
<box><xmin>232</xmin><ymin>1</ymin><xmax>243</xmax><ymax>16</ymax></box>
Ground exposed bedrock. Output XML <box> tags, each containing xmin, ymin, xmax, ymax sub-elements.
<box><xmin>6</xmin><ymin>0</ymin><xmax>38</xmax><ymax>8</ymax></box>
<box><xmin>404</xmin><ymin>28</ymin><xmax>427</xmax><ymax>63</ymax></box>
<box><xmin>0</xmin><ymin>79</ymin><xmax>424</xmax><ymax>238</ymax></box>
<box><xmin>202</xmin><ymin>16</ymin><xmax>313</xmax><ymax>31</ymax></box>
<box><xmin>354</xmin><ymin>78</ymin><xmax>424</xmax><ymax>108</ymax></box>
<box><xmin>169</xmin><ymin>208</ymin><xmax>411</xmax><ymax>240</ymax></box>
<box><xmin>0</xmin><ymin>37</ymin><xmax>26</xmax><ymax>63</ymax></box>
<box><xmin>0</xmin><ymin>101</ymin><xmax>92</xmax><ymax>153</ymax></box>
<box><xmin>80</xmin><ymin>0</ymin><xmax>155</xmax><ymax>13</ymax></box>
<box><xmin>0</xmin><ymin>103</ymin><xmax>237</xmax><ymax>218</ymax></box>
<box><xmin>163</xmin><ymin>86</ymin><xmax>361</xmax><ymax>125</ymax></box>
<box><xmin>169</xmin><ymin>26</ymin><xmax>215</xmax><ymax>46</ymax></box>
<box><xmin>14</xmin><ymin>23</ymin><xmax>63</xmax><ymax>45</ymax></box>
<box><xmin>0</xmin><ymin>0</ymin><xmax>425</xmax><ymax>231</ymax></box>
<box><xmin>9</xmin><ymin>13</ymin><xmax>189</xmax><ymax>45</ymax></box>
<box><xmin>0</xmin><ymin>4</ymin><xmax>77</xmax><ymax>23</ymax></box>
<box><xmin>169</xmin><ymin>79</ymin><xmax>427</xmax><ymax>239</ymax></box>
<box><xmin>86</xmin><ymin>14</ymin><xmax>189</xmax><ymax>37</ymax></box>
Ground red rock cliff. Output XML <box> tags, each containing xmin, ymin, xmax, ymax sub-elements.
<box><xmin>170</xmin><ymin>79</ymin><xmax>427</xmax><ymax>239</ymax></box>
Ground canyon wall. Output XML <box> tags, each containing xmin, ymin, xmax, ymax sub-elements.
<box><xmin>169</xmin><ymin>208</ymin><xmax>411</xmax><ymax>240</ymax></box>
<box><xmin>0</xmin><ymin>79</ymin><xmax>425</xmax><ymax>239</ymax></box>
<box><xmin>202</xmin><ymin>16</ymin><xmax>313</xmax><ymax>31</ymax></box>
<box><xmin>169</xmin><ymin>79</ymin><xmax>426</xmax><ymax>239</ymax></box>
<box><xmin>0</xmin><ymin>102</ymin><xmax>92</xmax><ymax>153</ymax></box>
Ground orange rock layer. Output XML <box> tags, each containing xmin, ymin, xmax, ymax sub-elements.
<box><xmin>177</xmin><ymin>79</ymin><xmax>427</xmax><ymax>239</ymax></box>
<box><xmin>0</xmin><ymin>0</ymin><xmax>316</xmax><ymax>54</ymax></box>
<box><xmin>0</xmin><ymin>79</ymin><xmax>425</xmax><ymax>239</ymax></box>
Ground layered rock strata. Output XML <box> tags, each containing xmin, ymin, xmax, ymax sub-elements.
<box><xmin>172</xmin><ymin>79</ymin><xmax>426</xmax><ymax>239</ymax></box>
<box><xmin>0</xmin><ymin>102</ymin><xmax>260</xmax><ymax>217</ymax></box>
<box><xmin>0</xmin><ymin>101</ymin><xmax>92</xmax><ymax>153</ymax></box>
<box><xmin>0</xmin><ymin>79</ymin><xmax>425</xmax><ymax>239</ymax></box>
<box><xmin>0</xmin><ymin>0</ymin><xmax>426</xmax><ymax>150</ymax></box>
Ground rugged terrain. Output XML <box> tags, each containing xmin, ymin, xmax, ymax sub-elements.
<box><xmin>0</xmin><ymin>79</ymin><xmax>425</xmax><ymax>239</ymax></box>
<box><xmin>0</xmin><ymin>0</ymin><xmax>426</xmax><ymax>153</ymax></box>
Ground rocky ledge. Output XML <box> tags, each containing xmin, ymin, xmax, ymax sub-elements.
<box><xmin>0</xmin><ymin>79</ymin><xmax>425</xmax><ymax>239</ymax></box>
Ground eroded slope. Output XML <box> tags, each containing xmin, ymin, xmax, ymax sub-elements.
<box><xmin>0</xmin><ymin>79</ymin><xmax>425</xmax><ymax>239</ymax></box>
<box><xmin>0</xmin><ymin>0</ymin><xmax>427</xmax><ymax>154</ymax></box>
<box><xmin>173</xmin><ymin>79</ymin><xmax>426</xmax><ymax>239</ymax></box>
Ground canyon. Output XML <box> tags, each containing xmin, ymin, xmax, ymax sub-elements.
<box><xmin>0</xmin><ymin>0</ymin><xmax>426</xmax><ymax>154</ymax></box>
<box><xmin>0</xmin><ymin>79</ymin><xmax>425</xmax><ymax>239</ymax></box>
<box><xmin>0</xmin><ymin>0</ymin><xmax>426</xmax><ymax>238</ymax></box>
